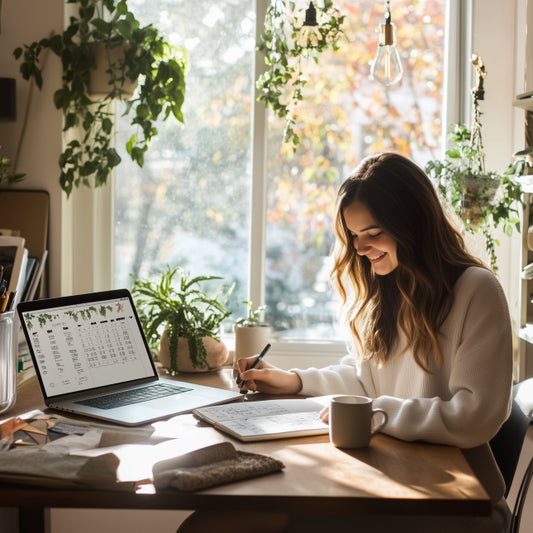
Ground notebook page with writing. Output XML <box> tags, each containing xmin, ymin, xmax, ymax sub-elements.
<box><xmin>192</xmin><ymin>397</ymin><xmax>331</xmax><ymax>442</ymax></box>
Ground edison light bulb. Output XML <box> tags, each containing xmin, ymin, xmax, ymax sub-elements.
<box><xmin>370</xmin><ymin>16</ymin><xmax>403</xmax><ymax>87</ymax></box>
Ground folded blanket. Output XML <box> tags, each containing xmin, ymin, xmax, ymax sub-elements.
<box><xmin>152</xmin><ymin>441</ymin><xmax>284</xmax><ymax>491</ymax></box>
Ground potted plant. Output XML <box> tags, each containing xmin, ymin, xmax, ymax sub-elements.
<box><xmin>425</xmin><ymin>54</ymin><xmax>528</xmax><ymax>272</ymax></box>
<box><xmin>13</xmin><ymin>0</ymin><xmax>186</xmax><ymax>197</ymax></box>
<box><xmin>0</xmin><ymin>150</ymin><xmax>25</xmax><ymax>185</ymax></box>
<box><xmin>256</xmin><ymin>0</ymin><xmax>345</xmax><ymax>150</ymax></box>
<box><xmin>131</xmin><ymin>266</ymin><xmax>234</xmax><ymax>374</ymax></box>
<box><xmin>234</xmin><ymin>301</ymin><xmax>273</xmax><ymax>363</ymax></box>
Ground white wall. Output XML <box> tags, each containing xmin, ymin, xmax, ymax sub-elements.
<box><xmin>470</xmin><ymin>0</ymin><xmax>526</xmax><ymax>332</ymax></box>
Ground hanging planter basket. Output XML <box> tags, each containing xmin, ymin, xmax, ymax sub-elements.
<box><xmin>88</xmin><ymin>42</ymin><xmax>138</xmax><ymax>100</ymax></box>
<box><xmin>461</xmin><ymin>175</ymin><xmax>500</xmax><ymax>227</ymax></box>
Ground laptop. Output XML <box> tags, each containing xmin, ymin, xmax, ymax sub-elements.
<box><xmin>17</xmin><ymin>289</ymin><xmax>242</xmax><ymax>426</ymax></box>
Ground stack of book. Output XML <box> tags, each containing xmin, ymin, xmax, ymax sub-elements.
<box><xmin>0</xmin><ymin>231</ymin><xmax>47</xmax><ymax>305</ymax></box>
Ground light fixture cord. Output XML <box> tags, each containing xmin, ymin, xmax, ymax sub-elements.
<box><xmin>385</xmin><ymin>0</ymin><xmax>391</xmax><ymax>22</ymax></box>
<box><xmin>14</xmin><ymin>32</ymin><xmax>54</xmax><ymax>174</ymax></box>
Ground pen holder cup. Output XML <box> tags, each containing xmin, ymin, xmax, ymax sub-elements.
<box><xmin>0</xmin><ymin>311</ymin><xmax>17</xmax><ymax>415</ymax></box>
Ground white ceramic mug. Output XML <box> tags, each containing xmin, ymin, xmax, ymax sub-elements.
<box><xmin>329</xmin><ymin>395</ymin><xmax>388</xmax><ymax>449</ymax></box>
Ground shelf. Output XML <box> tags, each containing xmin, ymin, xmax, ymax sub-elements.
<box><xmin>514</xmin><ymin>96</ymin><xmax>533</xmax><ymax>111</ymax></box>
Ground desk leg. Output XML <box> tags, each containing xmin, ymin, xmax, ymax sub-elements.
<box><xmin>19</xmin><ymin>507</ymin><xmax>45</xmax><ymax>533</ymax></box>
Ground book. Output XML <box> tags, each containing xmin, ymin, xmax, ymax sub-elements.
<box><xmin>192</xmin><ymin>397</ymin><xmax>331</xmax><ymax>442</ymax></box>
<box><xmin>23</xmin><ymin>249</ymin><xmax>47</xmax><ymax>301</ymax></box>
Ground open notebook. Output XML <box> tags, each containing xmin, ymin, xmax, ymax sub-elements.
<box><xmin>193</xmin><ymin>397</ymin><xmax>331</xmax><ymax>442</ymax></box>
<box><xmin>17</xmin><ymin>289</ymin><xmax>241</xmax><ymax>426</ymax></box>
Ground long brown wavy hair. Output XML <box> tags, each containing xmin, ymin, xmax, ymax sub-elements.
<box><xmin>331</xmin><ymin>153</ymin><xmax>485</xmax><ymax>371</ymax></box>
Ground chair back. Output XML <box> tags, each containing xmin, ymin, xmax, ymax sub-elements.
<box><xmin>489</xmin><ymin>400</ymin><xmax>530</xmax><ymax>498</ymax></box>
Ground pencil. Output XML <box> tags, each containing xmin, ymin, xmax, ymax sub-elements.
<box><xmin>0</xmin><ymin>290</ymin><xmax>8</xmax><ymax>313</ymax></box>
<box><xmin>236</xmin><ymin>343</ymin><xmax>271</xmax><ymax>386</ymax></box>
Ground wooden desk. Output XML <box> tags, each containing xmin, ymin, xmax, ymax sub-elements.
<box><xmin>0</xmin><ymin>370</ymin><xmax>490</xmax><ymax>533</ymax></box>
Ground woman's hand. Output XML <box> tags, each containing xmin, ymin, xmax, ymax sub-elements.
<box><xmin>237</xmin><ymin>355</ymin><xmax>302</xmax><ymax>395</ymax></box>
<box><xmin>319</xmin><ymin>406</ymin><xmax>330</xmax><ymax>423</ymax></box>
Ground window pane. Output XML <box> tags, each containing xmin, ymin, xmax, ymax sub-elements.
<box><xmin>114</xmin><ymin>0</ymin><xmax>255</xmax><ymax>318</ymax></box>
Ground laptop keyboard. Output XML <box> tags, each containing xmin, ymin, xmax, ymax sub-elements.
<box><xmin>77</xmin><ymin>382</ymin><xmax>193</xmax><ymax>410</ymax></box>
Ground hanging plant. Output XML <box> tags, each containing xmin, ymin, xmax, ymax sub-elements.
<box><xmin>256</xmin><ymin>0</ymin><xmax>346</xmax><ymax>151</ymax></box>
<box><xmin>13</xmin><ymin>0</ymin><xmax>186</xmax><ymax>197</ymax></box>
<box><xmin>425</xmin><ymin>54</ymin><xmax>529</xmax><ymax>272</ymax></box>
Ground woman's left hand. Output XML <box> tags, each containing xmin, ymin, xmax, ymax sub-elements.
<box><xmin>319</xmin><ymin>406</ymin><xmax>329</xmax><ymax>423</ymax></box>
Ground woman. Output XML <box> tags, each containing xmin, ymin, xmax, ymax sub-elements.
<box><xmin>179</xmin><ymin>153</ymin><xmax>513</xmax><ymax>532</ymax></box>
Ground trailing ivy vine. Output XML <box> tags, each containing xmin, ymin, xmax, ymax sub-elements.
<box><xmin>14</xmin><ymin>0</ymin><xmax>186</xmax><ymax>197</ymax></box>
<box><xmin>256</xmin><ymin>0</ymin><xmax>346</xmax><ymax>151</ymax></box>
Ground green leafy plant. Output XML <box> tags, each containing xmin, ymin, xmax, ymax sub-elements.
<box><xmin>256</xmin><ymin>0</ymin><xmax>345</xmax><ymax>150</ymax></box>
<box><xmin>130</xmin><ymin>266</ymin><xmax>234</xmax><ymax>373</ymax></box>
<box><xmin>0</xmin><ymin>151</ymin><xmax>25</xmax><ymax>185</ymax></box>
<box><xmin>14</xmin><ymin>0</ymin><xmax>186</xmax><ymax>196</ymax></box>
<box><xmin>425</xmin><ymin>88</ymin><xmax>528</xmax><ymax>272</ymax></box>
<box><xmin>235</xmin><ymin>300</ymin><xmax>268</xmax><ymax>327</ymax></box>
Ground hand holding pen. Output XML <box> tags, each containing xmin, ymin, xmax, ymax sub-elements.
<box><xmin>236</xmin><ymin>343</ymin><xmax>271</xmax><ymax>387</ymax></box>
<box><xmin>235</xmin><ymin>343</ymin><xmax>303</xmax><ymax>395</ymax></box>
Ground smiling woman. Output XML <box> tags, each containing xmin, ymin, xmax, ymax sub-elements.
<box><xmin>113</xmin><ymin>0</ymin><xmax>447</xmax><ymax>347</ymax></box>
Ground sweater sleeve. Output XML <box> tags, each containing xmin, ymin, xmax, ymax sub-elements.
<box><xmin>373</xmin><ymin>268</ymin><xmax>513</xmax><ymax>449</ymax></box>
<box><xmin>292</xmin><ymin>354</ymin><xmax>372</xmax><ymax>397</ymax></box>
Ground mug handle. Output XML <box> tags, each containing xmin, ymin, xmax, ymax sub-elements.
<box><xmin>370</xmin><ymin>408</ymin><xmax>388</xmax><ymax>435</ymax></box>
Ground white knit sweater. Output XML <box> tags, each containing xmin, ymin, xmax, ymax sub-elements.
<box><xmin>294</xmin><ymin>267</ymin><xmax>513</xmax><ymax>501</ymax></box>
<box><xmin>296</xmin><ymin>266</ymin><xmax>513</xmax><ymax>446</ymax></box>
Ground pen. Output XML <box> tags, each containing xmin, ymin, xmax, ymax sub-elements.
<box><xmin>5</xmin><ymin>291</ymin><xmax>16</xmax><ymax>312</ymax></box>
<box><xmin>236</xmin><ymin>343</ymin><xmax>271</xmax><ymax>386</ymax></box>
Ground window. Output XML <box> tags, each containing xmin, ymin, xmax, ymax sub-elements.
<box><xmin>113</xmin><ymin>0</ymin><xmax>448</xmax><ymax>349</ymax></box>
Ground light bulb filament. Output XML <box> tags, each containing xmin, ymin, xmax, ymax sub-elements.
<box><xmin>369</xmin><ymin>4</ymin><xmax>403</xmax><ymax>87</ymax></box>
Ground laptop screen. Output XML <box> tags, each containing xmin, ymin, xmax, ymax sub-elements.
<box><xmin>19</xmin><ymin>292</ymin><xmax>157</xmax><ymax>399</ymax></box>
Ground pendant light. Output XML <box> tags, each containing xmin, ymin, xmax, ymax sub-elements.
<box><xmin>370</xmin><ymin>0</ymin><xmax>403</xmax><ymax>86</ymax></box>
<box><xmin>298</xmin><ymin>2</ymin><xmax>321</xmax><ymax>49</ymax></box>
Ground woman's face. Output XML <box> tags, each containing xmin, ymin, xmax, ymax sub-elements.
<box><xmin>343</xmin><ymin>201</ymin><xmax>398</xmax><ymax>276</ymax></box>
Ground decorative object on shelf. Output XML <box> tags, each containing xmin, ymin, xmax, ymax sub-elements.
<box><xmin>425</xmin><ymin>54</ymin><xmax>529</xmax><ymax>272</ymax></box>
<box><xmin>130</xmin><ymin>266</ymin><xmax>234</xmax><ymax>374</ymax></box>
<box><xmin>369</xmin><ymin>0</ymin><xmax>402</xmax><ymax>87</ymax></box>
<box><xmin>234</xmin><ymin>301</ymin><xmax>273</xmax><ymax>364</ymax></box>
<box><xmin>256</xmin><ymin>0</ymin><xmax>345</xmax><ymax>151</ymax></box>
<box><xmin>13</xmin><ymin>0</ymin><xmax>187</xmax><ymax>197</ymax></box>
<box><xmin>528</xmin><ymin>224</ymin><xmax>533</xmax><ymax>251</ymax></box>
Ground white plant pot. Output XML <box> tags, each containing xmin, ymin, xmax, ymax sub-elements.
<box><xmin>234</xmin><ymin>325</ymin><xmax>273</xmax><ymax>363</ymax></box>
<box><xmin>158</xmin><ymin>331</ymin><xmax>228</xmax><ymax>373</ymax></box>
